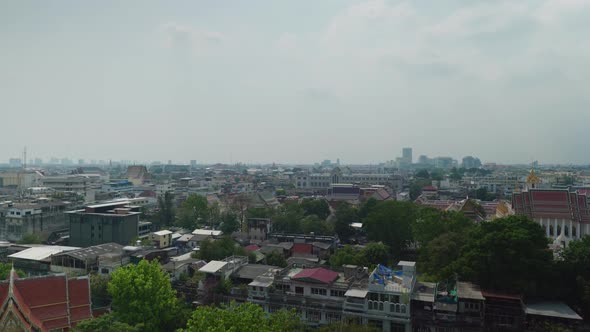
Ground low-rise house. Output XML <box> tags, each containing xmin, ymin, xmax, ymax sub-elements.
<box><xmin>50</xmin><ymin>243</ymin><xmax>125</xmax><ymax>276</ymax></box>
<box><xmin>151</xmin><ymin>230</ymin><xmax>173</xmax><ymax>248</ymax></box>
<box><xmin>8</xmin><ymin>245</ymin><xmax>80</xmax><ymax>276</ymax></box>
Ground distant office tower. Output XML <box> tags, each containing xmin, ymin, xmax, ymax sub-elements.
<box><xmin>34</xmin><ymin>158</ymin><xmax>43</xmax><ymax>166</ymax></box>
<box><xmin>402</xmin><ymin>148</ymin><xmax>412</xmax><ymax>164</ymax></box>
<box><xmin>190</xmin><ymin>160</ymin><xmax>197</xmax><ymax>168</ymax></box>
<box><xmin>8</xmin><ymin>158</ymin><xmax>22</xmax><ymax>168</ymax></box>
<box><xmin>78</xmin><ymin>159</ymin><xmax>85</xmax><ymax>165</ymax></box>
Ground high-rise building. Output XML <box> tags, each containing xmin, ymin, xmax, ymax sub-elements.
<box><xmin>190</xmin><ymin>160</ymin><xmax>197</xmax><ymax>168</ymax></box>
<box><xmin>402</xmin><ymin>148</ymin><xmax>412</xmax><ymax>164</ymax></box>
<box><xmin>8</xmin><ymin>158</ymin><xmax>22</xmax><ymax>168</ymax></box>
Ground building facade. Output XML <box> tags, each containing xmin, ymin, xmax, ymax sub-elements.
<box><xmin>0</xmin><ymin>200</ymin><xmax>71</xmax><ymax>242</ymax></box>
<box><xmin>67</xmin><ymin>202</ymin><xmax>141</xmax><ymax>247</ymax></box>
<box><xmin>295</xmin><ymin>168</ymin><xmax>402</xmax><ymax>192</ymax></box>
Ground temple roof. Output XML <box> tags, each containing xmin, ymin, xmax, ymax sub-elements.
<box><xmin>0</xmin><ymin>271</ymin><xmax>92</xmax><ymax>332</ymax></box>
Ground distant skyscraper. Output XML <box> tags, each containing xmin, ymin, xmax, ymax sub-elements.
<box><xmin>190</xmin><ymin>160</ymin><xmax>197</xmax><ymax>168</ymax></box>
<box><xmin>8</xmin><ymin>158</ymin><xmax>22</xmax><ymax>168</ymax></box>
<box><xmin>402</xmin><ymin>148</ymin><xmax>413</xmax><ymax>164</ymax></box>
<box><xmin>34</xmin><ymin>158</ymin><xmax>43</xmax><ymax>165</ymax></box>
<box><xmin>78</xmin><ymin>159</ymin><xmax>85</xmax><ymax>165</ymax></box>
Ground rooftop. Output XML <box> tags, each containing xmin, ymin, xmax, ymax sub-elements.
<box><xmin>54</xmin><ymin>243</ymin><xmax>124</xmax><ymax>261</ymax></box>
<box><xmin>292</xmin><ymin>267</ymin><xmax>339</xmax><ymax>284</ymax></box>
<box><xmin>525</xmin><ymin>301</ymin><xmax>582</xmax><ymax>320</ymax></box>
<box><xmin>199</xmin><ymin>260</ymin><xmax>227</xmax><ymax>274</ymax></box>
<box><xmin>153</xmin><ymin>230</ymin><xmax>173</xmax><ymax>236</ymax></box>
<box><xmin>9</xmin><ymin>246</ymin><xmax>80</xmax><ymax>261</ymax></box>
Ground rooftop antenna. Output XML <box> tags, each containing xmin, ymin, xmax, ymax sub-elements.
<box><xmin>23</xmin><ymin>146</ymin><xmax>27</xmax><ymax>170</ymax></box>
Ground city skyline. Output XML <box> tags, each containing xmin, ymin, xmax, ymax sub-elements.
<box><xmin>2</xmin><ymin>1</ymin><xmax>590</xmax><ymax>164</ymax></box>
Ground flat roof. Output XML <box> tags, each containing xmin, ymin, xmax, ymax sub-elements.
<box><xmin>9</xmin><ymin>246</ymin><xmax>80</xmax><ymax>261</ymax></box>
<box><xmin>54</xmin><ymin>243</ymin><xmax>123</xmax><ymax>261</ymax></box>
<box><xmin>192</xmin><ymin>229</ymin><xmax>223</xmax><ymax>236</ymax></box>
<box><xmin>457</xmin><ymin>281</ymin><xmax>484</xmax><ymax>300</ymax></box>
<box><xmin>236</xmin><ymin>265</ymin><xmax>279</xmax><ymax>280</ymax></box>
<box><xmin>412</xmin><ymin>281</ymin><xmax>436</xmax><ymax>302</ymax></box>
<box><xmin>249</xmin><ymin>278</ymin><xmax>273</xmax><ymax>288</ymax></box>
<box><xmin>525</xmin><ymin>301</ymin><xmax>582</xmax><ymax>320</ymax></box>
<box><xmin>345</xmin><ymin>289</ymin><xmax>369</xmax><ymax>298</ymax></box>
<box><xmin>199</xmin><ymin>260</ymin><xmax>227</xmax><ymax>274</ymax></box>
<box><xmin>153</xmin><ymin>230</ymin><xmax>173</xmax><ymax>236</ymax></box>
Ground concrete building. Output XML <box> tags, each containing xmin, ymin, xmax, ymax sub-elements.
<box><xmin>0</xmin><ymin>170</ymin><xmax>43</xmax><ymax>189</ymax></box>
<box><xmin>0</xmin><ymin>200</ymin><xmax>72</xmax><ymax>242</ymax></box>
<box><xmin>50</xmin><ymin>242</ymin><xmax>125</xmax><ymax>276</ymax></box>
<box><xmin>151</xmin><ymin>230</ymin><xmax>173</xmax><ymax>248</ymax></box>
<box><xmin>67</xmin><ymin>202</ymin><xmax>141</xmax><ymax>247</ymax></box>
<box><xmin>295</xmin><ymin>167</ymin><xmax>402</xmax><ymax>192</ymax></box>
<box><xmin>41</xmin><ymin>175</ymin><xmax>98</xmax><ymax>202</ymax></box>
<box><xmin>402</xmin><ymin>148</ymin><xmax>412</xmax><ymax>164</ymax></box>
<box><xmin>462</xmin><ymin>156</ymin><xmax>482</xmax><ymax>169</ymax></box>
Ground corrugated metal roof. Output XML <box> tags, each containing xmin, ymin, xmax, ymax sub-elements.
<box><xmin>199</xmin><ymin>260</ymin><xmax>227</xmax><ymax>274</ymax></box>
<box><xmin>525</xmin><ymin>301</ymin><xmax>582</xmax><ymax>320</ymax></box>
<box><xmin>9</xmin><ymin>246</ymin><xmax>80</xmax><ymax>261</ymax></box>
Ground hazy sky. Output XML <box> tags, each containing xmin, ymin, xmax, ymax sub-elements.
<box><xmin>1</xmin><ymin>0</ymin><xmax>589</xmax><ymax>165</ymax></box>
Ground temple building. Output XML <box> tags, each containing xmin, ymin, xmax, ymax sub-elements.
<box><xmin>0</xmin><ymin>270</ymin><xmax>92</xmax><ymax>331</ymax></box>
<box><xmin>512</xmin><ymin>170</ymin><xmax>590</xmax><ymax>247</ymax></box>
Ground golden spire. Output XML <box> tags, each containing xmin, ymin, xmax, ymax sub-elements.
<box><xmin>526</xmin><ymin>169</ymin><xmax>541</xmax><ymax>185</ymax></box>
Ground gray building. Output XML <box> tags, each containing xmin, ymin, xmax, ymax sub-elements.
<box><xmin>295</xmin><ymin>167</ymin><xmax>402</xmax><ymax>192</ymax></box>
<box><xmin>67</xmin><ymin>202</ymin><xmax>141</xmax><ymax>247</ymax></box>
<box><xmin>0</xmin><ymin>200</ymin><xmax>72</xmax><ymax>242</ymax></box>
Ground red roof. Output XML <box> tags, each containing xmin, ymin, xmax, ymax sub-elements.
<box><xmin>292</xmin><ymin>268</ymin><xmax>339</xmax><ymax>284</ymax></box>
<box><xmin>244</xmin><ymin>244</ymin><xmax>260</xmax><ymax>252</ymax></box>
<box><xmin>0</xmin><ymin>274</ymin><xmax>92</xmax><ymax>332</ymax></box>
<box><xmin>292</xmin><ymin>243</ymin><xmax>313</xmax><ymax>255</ymax></box>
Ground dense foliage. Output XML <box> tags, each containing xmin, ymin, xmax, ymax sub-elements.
<box><xmin>182</xmin><ymin>301</ymin><xmax>302</xmax><ymax>332</ymax></box>
<box><xmin>108</xmin><ymin>259</ymin><xmax>182</xmax><ymax>332</ymax></box>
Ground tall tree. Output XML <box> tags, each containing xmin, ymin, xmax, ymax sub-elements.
<box><xmin>108</xmin><ymin>259</ymin><xmax>179</xmax><ymax>332</ymax></box>
<box><xmin>558</xmin><ymin>236</ymin><xmax>590</xmax><ymax>318</ymax></box>
<box><xmin>452</xmin><ymin>215</ymin><xmax>551</xmax><ymax>294</ymax></box>
<box><xmin>364</xmin><ymin>201</ymin><xmax>419</xmax><ymax>258</ymax></box>
<box><xmin>177</xmin><ymin>194</ymin><xmax>210</xmax><ymax>230</ymax></box>
<box><xmin>219</xmin><ymin>212</ymin><xmax>240</xmax><ymax>235</ymax></box>
<box><xmin>334</xmin><ymin>203</ymin><xmax>358</xmax><ymax>242</ymax></box>
<box><xmin>156</xmin><ymin>191</ymin><xmax>175</xmax><ymax>227</ymax></box>
<box><xmin>300</xmin><ymin>198</ymin><xmax>331</xmax><ymax>220</ymax></box>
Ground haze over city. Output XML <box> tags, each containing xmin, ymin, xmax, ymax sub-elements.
<box><xmin>2</xmin><ymin>0</ymin><xmax>590</xmax><ymax>164</ymax></box>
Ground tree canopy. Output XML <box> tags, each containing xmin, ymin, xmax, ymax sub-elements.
<box><xmin>182</xmin><ymin>302</ymin><xmax>302</xmax><ymax>332</ymax></box>
<box><xmin>300</xmin><ymin>198</ymin><xmax>331</xmax><ymax>220</ymax></box>
<box><xmin>364</xmin><ymin>201</ymin><xmax>419</xmax><ymax>258</ymax></box>
<box><xmin>177</xmin><ymin>194</ymin><xmax>212</xmax><ymax>230</ymax></box>
<box><xmin>108</xmin><ymin>259</ymin><xmax>180</xmax><ymax>332</ymax></box>
<box><xmin>451</xmin><ymin>215</ymin><xmax>551</xmax><ymax>294</ymax></box>
<box><xmin>196</xmin><ymin>236</ymin><xmax>248</xmax><ymax>261</ymax></box>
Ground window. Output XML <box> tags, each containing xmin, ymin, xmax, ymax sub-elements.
<box><xmin>295</xmin><ymin>287</ymin><xmax>304</xmax><ymax>295</ymax></box>
<box><xmin>326</xmin><ymin>312</ymin><xmax>341</xmax><ymax>323</ymax></box>
<box><xmin>330</xmin><ymin>290</ymin><xmax>345</xmax><ymax>297</ymax></box>
<box><xmin>307</xmin><ymin>310</ymin><xmax>321</xmax><ymax>322</ymax></box>
<box><xmin>311</xmin><ymin>288</ymin><xmax>327</xmax><ymax>296</ymax></box>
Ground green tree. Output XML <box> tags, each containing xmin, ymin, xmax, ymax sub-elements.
<box><xmin>420</xmin><ymin>232</ymin><xmax>465</xmax><ymax>280</ymax></box>
<box><xmin>90</xmin><ymin>273</ymin><xmax>110</xmax><ymax>307</ymax></box>
<box><xmin>0</xmin><ymin>263</ymin><xmax>25</xmax><ymax>279</ymax></box>
<box><xmin>271</xmin><ymin>203</ymin><xmax>305</xmax><ymax>234</ymax></box>
<box><xmin>182</xmin><ymin>302</ymin><xmax>302</xmax><ymax>332</ymax></box>
<box><xmin>177</xmin><ymin>194</ymin><xmax>210</xmax><ymax>230</ymax></box>
<box><xmin>108</xmin><ymin>259</ymin><xmax>179</xmax><ymax>332</ymax></box>
<box><xmin>196</xmin><ymin>236</ymin><xmax>247</xmax><ymax>261</ymax></box>
<box><xmin>300</xmin><ymin>215</ymin><xmax>333</xmax><ymax>235</ymax></box>
<box><xmin>334</xmin><ymin>203</ymin><xmax>358</xmax><ymax>242</ymax></box>
<box><xmin>361</xmin><ymin>242</ymin><xmax>390</xmax><ymax>266</ymax></box>
<box><xmin>74</xmin><ymin>314</ymin><xmax>142</xmax><ymax>332</ymax></box>
<box><xmin>364</xmin><ymin>201</ymin><xmax>419</xmax><ymax>258</ymax></box>
<box><xmin>219</xmin><ymin>212</ymin><xmax>240</xmax><ymax>234</ymax></box>
<box><xmin>330</xmin><ymin>245</ymin><xmax>361</xmax><ymax>268</ymax></box>
<box><xmin>156</xmin><ymin>191</ymin><xmax>175</xmax><ymax>227</ymax></box>
<box><xmin>558</xmin><ymin>236</ymin><xmax>590</xmax><ymax>318</ymax></box>
<box><xmin>265</xmin><ymin>250</ymin><xmax>287</xmax><ymax>268</ymax></box>
<box><xmin>414</xmin><ymin>170</ymin><xmax>430</xmax><ymax>179</ymax></box>
<box><xmin>358</xmin><ymin>198</ymin><xmax>379</xmax><ymax>220</ymax></box>
<box><xmin>17</xmin><ymin>233</ymin><xmax>42</xmax><ymax>244</ymax></box>
<box><xmin>300</xmin><ymin>198</ymin><xmax>331</xmax><ymax>220</ymax></box>
<box><xmin>409</xmin><ymin>179</ymin><xmax>432</xmax><ymax>200</ymax></box>
<box><xmin>452</xmin><ymin>215</ymin><xmax>551</xmax><ymax>294</ymax></box>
